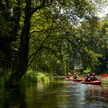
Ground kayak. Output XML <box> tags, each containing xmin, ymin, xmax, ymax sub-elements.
<box><xmin>66</xmin><ymin>78</ymin><xmax>73</xmax><ymax>81</ymax></box>
<box><xmin>73</xmin><ymin>79</ymin><xmax>83</xmax><ymax>82</ymax></box>
<box><xmin>66</xmin><ymin>78</ymin><xmax>82</xmax><ymax>82</ymax></box>
<box><xmin>82</xmin><ymin>79</ymin><xmax>101</xmax><ymax>85</ymax></box>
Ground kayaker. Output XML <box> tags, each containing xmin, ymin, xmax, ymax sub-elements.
<box><xmin>90</xmin><ymin>73</ymin><xmax>97</xmax><ymax>81</ymax></box>
<box><xmin>66</xmin><ymin>74</ymin><xmax>70</xmax><ymax>79</ymax></box>
<box><xmin>72</xmin><ymin>73</ymin><xmax>79</xmax><ymax>80</ymax></box>
<box><xmin>85</xmin><ymin>74</ymin><xmax>90</xmax><ymax>81</ymax></box>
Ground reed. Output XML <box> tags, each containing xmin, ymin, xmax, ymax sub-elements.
<box><xmin>20</xmin><ymin>70</ymin><xmax>54</xmax><ymax>85</ymax></box>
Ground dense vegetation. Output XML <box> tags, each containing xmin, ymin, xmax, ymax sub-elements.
<box><xmin>0</xmin><ymin>0</ymin><xmax>108</xmax><ymax>89</ymax></box>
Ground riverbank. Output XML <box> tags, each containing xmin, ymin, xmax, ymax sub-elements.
<box><xmin>53</xmin><ymin>75</ymin><xmax>108</xmax><ymax>81</ymax></box>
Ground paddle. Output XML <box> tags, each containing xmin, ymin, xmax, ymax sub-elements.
<box><xmin>68</xmin><ymin>72</ymin><xmax>72</xmax><ymax>75</ymax></box>
<box><xmin>101</xmin><ymin>74</ymin><xmax>107</xmax><ymax>83</ymax></box>
<box><xmin>101</xmin><ymin>74</ymin><xmax>107</xmax><ymax>77</ymax></box>
<box><xmin>82</xmin><ymin>77</ymin><xmax>86</xmax><ymax>80</ymax></box>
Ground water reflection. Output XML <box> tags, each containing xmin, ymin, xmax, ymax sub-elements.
<box><xmin>0</xmin><ymin>81</ymin><xmax>108</xmax><ymax>108</ymax></box>
<box><xmin>1</xmin><ymin>88</ymin><xmax>26</xmax><ymax>108</ymax></box>
<box><xmin>63</xmin><ymin>81</ymin><xmax>108</xmax><ymax>108</ymax></box>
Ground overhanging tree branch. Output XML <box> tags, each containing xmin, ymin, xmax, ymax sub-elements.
<box><xmin>28</xmin><ymin>3</ymin><xmax>52</xmax><ymax>20</ymax></box>
<box><xmin>27</xmin><ymin>18</ymin><xmax>54</xmax><ymax>67</ymax></box>
<box><xmin>42</xmin><ymin>46</ymin><xmax>63</xmax><ymax>62</ymax></box>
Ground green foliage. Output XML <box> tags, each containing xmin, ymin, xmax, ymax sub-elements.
<box><xmin>0</xmin><ymin>69</ymin><xmax>12</xmax><ymax>91</ymax></box>
<box><xmin>0</xmin><ymin>77</ymin><xmax>5</xmax><ymax>89</ymax></box>
<box><xmin>0</xmin><ymin>0</ymin><xmax>107</xmax><ymax>86</ymax></box>
<box><xmin>20</xmin><ymin>70</ymin><xmax>54</xmax><ymax>85</ymax></box>
<box><xmin>82</xmin><ymin>15</ymin><xmax>108</xmax><ymax>75</ymax></box>
<box><xmin>83</xmin><ymin>67</ymin><xmax>91</xmax><ymax>73</ymax></box>
<box><xmin>0</xmin><ymin>77</ymin><xmax>5</xmax><ymax>96</ymax></box>
<box><xmin>0</xmin><ymin>12</ymin><xmax>11</xmax><ymax>36</ymax></box>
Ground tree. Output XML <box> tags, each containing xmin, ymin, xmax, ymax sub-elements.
<box><xmin>90</xmin><ymin>15</ymin><xmax>108</xmax><ymax>74</ymax></box>
<box><xmin>0</xmin><ymin>0</ymin><xmax>106</xmax><ymax>88</ymax></box>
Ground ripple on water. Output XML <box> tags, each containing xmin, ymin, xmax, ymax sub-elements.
<box><xmin>1</xmin><ymin>81</ymin><xmax>108</xmax><ymax>108</ymax></box>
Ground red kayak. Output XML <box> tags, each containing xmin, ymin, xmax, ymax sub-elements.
<box><xmin>82</xmin><ymin>79</ymin><xmax>101</xmax><ymax>85</ymax></box>
<box><xmin>73</xmin><ymin>79</ymin><xmax>83</xmax><ymax>82</ymax></box>
<box><xmin>66</xmin><ymin>78</ymin><xmax>82</xmax><ymax>82</ymax></box>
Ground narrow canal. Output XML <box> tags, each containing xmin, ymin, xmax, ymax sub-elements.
<box><xmin>0</xmin><ymin>81</ymin><xmax>108</xmax><ymax>108</ymax></box>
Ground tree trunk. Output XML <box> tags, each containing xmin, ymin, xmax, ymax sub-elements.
<box><xmin>5</xmin><ymin>0</ymin><xmax>31</xmax><ymax>89</ymax></box>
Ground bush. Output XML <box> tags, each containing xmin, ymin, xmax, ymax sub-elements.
<box><xmin>20</xmin><ymin>70</ymin><xmax>54</xmax><ymax>85</ymax></box>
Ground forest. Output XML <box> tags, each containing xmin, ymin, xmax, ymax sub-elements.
<box><xmin>0</xmin><ymin>0</ymin><xmax>108</xmax><ymax>89</ymax></box>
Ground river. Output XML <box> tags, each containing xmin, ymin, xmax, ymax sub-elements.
<box><xmin>0</xmin><ymin>81</ymin><xmax>108</xmax><ymax>108</ymax></box>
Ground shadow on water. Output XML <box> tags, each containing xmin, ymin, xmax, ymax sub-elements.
<box><xmin>0</xmin><ymin>88</ymin><xmax>27</xmax><ymax>108</ymax></box>
<box><xmin>0</xmin><ymin>81</ymin><xmax>108</xmax><ymax>108</ymax></box>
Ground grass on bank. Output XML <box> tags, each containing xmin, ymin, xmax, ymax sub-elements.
<box><xmin>0</xmin><ymin>70</ymin><xmax>54</xmax><ymax>90</ymax></box>
<box><xmin>20</xmin><ymin>70</ymin><xmax>54</xmax><ymax>85</ymax></box>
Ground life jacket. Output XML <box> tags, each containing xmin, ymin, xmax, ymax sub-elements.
<box><xmin>87</xmin><ymin>76</ymin><xmax>90</xmax><ymax>78</ymax></box>
<box><xmin>66</xmin><ymin>76</ymin><xmax>69</xmax><ymax>78</ymax></box>
<box><xmin>73</xmin><ymin>76</ymin><xmax>78</xmax><ymax>79</ymax></box>
<box><xmin>86</xmin><ymin>76</ymin><xmax>90</xmax><ymax>81</ymax></box>
<box><xmin>91</xmin><ymin>77</ymin><xmax>97</xmax><ymax>81</ymax></box>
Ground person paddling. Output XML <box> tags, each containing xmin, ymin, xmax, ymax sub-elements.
<box><xmin>72</xmin><ymin>73</ymin><xmax>79</xmax><ymax>80</ymax></box>
<box><xmin>85</xmin><ymin>74</ymin><xmax>90</xmax><ymax>81</ymax></box>
<box><xmin>90</xmin><ymin>73</ymin><xmax>97</xmax><ymax>81</ymax></box>
<box><xmin>66</xmin><ymin>74</ymin><xmax>70</xmax><ymax>79</ymax></box>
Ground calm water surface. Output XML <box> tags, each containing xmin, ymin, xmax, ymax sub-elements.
<box><xmin>0</xmin><ymin>81</ymin><xmax>108</xmax><ymax>108</ymax></box>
